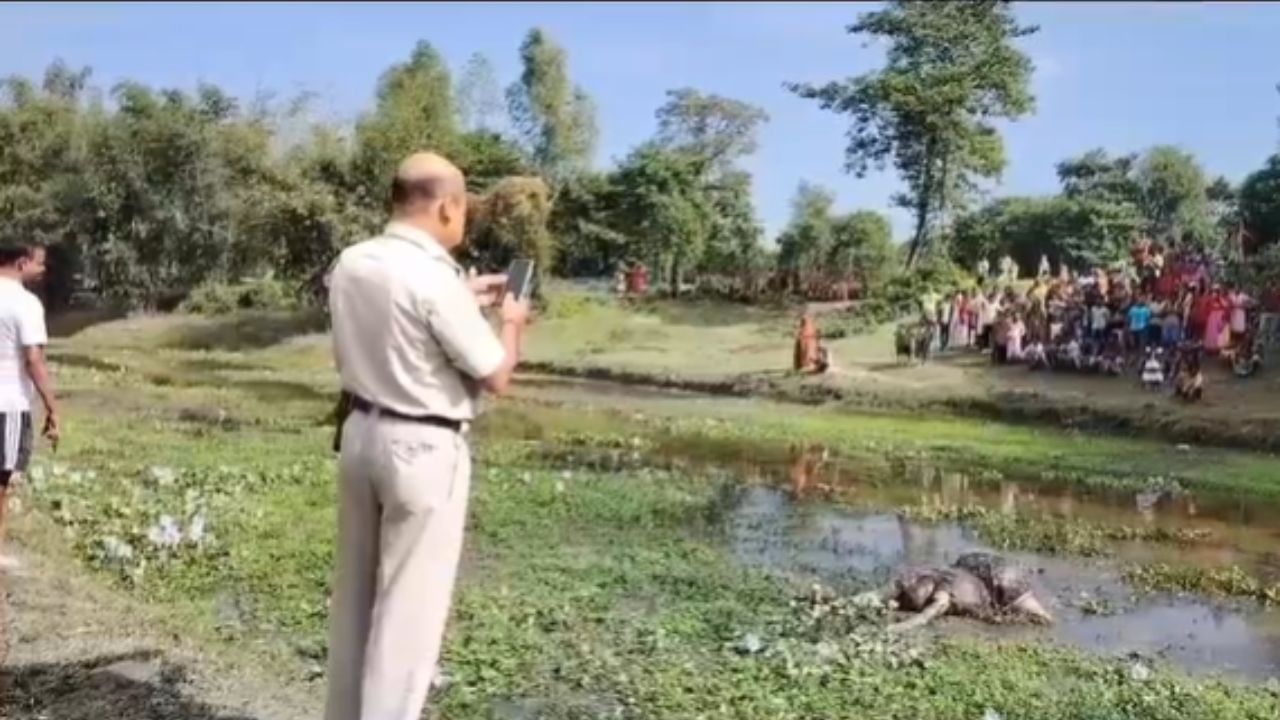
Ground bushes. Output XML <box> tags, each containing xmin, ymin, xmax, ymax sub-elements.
<box><xmin>824</xmin><ymin>257</ymin><xmax>976</xmax><ymax>339</ymax></box>
<box><xmin>181</xmin><ymin>276</ymin><xmax>299</xmax><ymax>316</ymax></box>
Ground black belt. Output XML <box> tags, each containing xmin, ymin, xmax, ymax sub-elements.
<box><xmin>346</xmin><ymin>393</ymin><xmax>464</xmax><ymax>432</ymax></box>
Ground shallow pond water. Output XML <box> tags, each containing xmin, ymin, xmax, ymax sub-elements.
<box><xmin>730</xmin><ymin>485</ymin><xmax>1280</xmax><ymax>680</ymax></box>
<box><xmin>509</xmin><ymin>375</ymin><xmax>1280</xmax><ymax>679</ymax></box>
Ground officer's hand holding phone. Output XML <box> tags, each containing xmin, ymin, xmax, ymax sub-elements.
<box><xmin>501</xmin><ymin>259</ymin><xmax>534</xmax><ymax>326</ymax></box>
<box><xmin>468</xmin><ymin>273</ymin><xmax>508</xmax><ymax>308</ymax></box>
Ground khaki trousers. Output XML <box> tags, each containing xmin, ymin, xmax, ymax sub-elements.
<box><xmin>324</xmin><ymin>409</ymin><xmax>471</xmax><ymax>720</ymax></box>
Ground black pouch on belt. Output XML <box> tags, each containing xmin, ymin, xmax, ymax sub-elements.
<box><xmin>331</xmin><ymin>390</ymin><xmax>354</xmax><ymax>453</ymax></box>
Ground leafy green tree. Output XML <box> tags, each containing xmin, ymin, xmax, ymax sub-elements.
<box><xmin>1133</xmin><ymin>145</ymin><xmax>1214</xmax><ymax>246</ymax></box>
<box><xmin>700</xmin><ymin>170</ymin><xmax>767</xmax><ymax>275</ymax></box>
<box><xmin>1206</xmin><ymin>175</ymin><xmax>1239</xmax><ymax>234</ymax></box>
<box><xmin>650</xmin><ymin>88</ymin><xmax>770</xmax><ymax>276</ymax></box>
<box><xmin>952</xmin><ymin>196</ymin><xmax>1096</xmax><ymax>274</ymax></box>
<box><xmin>606</xmin><ymin>144</ymin><xmax>712</xmax><ymax>295</ymax></box>
<box><xmin>775</xmin><ymin>182</ymin><xmax>836</xmax><ymax>285</ymax></box>
<box><xmin>1053</xmin><ymin>149</ymin><xmax>1143</xmax><ymax>260</ymax></box>
<box><xmin>654</xmin><ymin>88</ymin><xmax>769</xmax><ymax>173</ymax></box>
<box><xmin>456</xmin><ymin>130</ymin><xmax>531</xmax><ymax>193</ymax></box>
<box><xmin>506</xmin><ymin>28</ymin><xmax>597</xmax><ymax>183</ymax></box>
<box><xmin>69</xmin><ymin>81</ymin><xmax>246</xmax><ymax>308</ymax></box>
<box><xmin>0</xmin><ymin>62</ymin><xmax>95</xmax><ymax>308</ymax></box>
<box><xmin>829</xmin><ymin>210</ymin><xmax>897</xmax><ymax>289</ymax></box>
<box><xmin>1239</xmin><ymin>154</ymin><xmax>1280</xmax><ymax>248</ymax></box>
<box><xmin>456</xmin><ymin>52</ymin><xmax>505</xmax><ymax>134</ymax></box>
<box><xmin>352</xmin><ymin>41</ymin><xmax>460</xmax><ymax>199</ymax></box>
<box><xmin>787</xmin><ymin>0</ymin><xmax>1037</xmax><ymax>267</ymax></box>
<box><xmin>549</xmin><ymin>172</ymin><xmax>628</xmax><ymax>277</ymax></box>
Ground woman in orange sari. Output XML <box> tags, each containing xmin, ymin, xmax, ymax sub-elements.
<box><xmin>794</xmin><ymin>313</ymin><xmax>821</xmax><ymax>372</ymax></box>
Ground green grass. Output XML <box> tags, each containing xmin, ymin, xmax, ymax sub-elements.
<box><xmin>16</xmin><ymin>311</ymin><xmax>1280</xmax><ymax>717</ymax></box>
<box><xmin>525</xmin><ymin>290</ymin><xmax>1280</xmax><ymax>454</ymax></box>
<box><xmin>499</xmin><ymin>395</ymin><xmax>1280</xmax><ymax>498</ymax></box>
<box><xmin>528</xmin><ymin>292</ymin><xmax>801</xmax><ymax>378</ymax></box>
<box><xmin>1124</xmin><ymin>564</ymin><xmax>1280</xmax><ymax>605</ymax></box>
<box><xmin>896</xmin><ymin>502</ymin><xmax>1212</xmax><ymax>557</ymax></box>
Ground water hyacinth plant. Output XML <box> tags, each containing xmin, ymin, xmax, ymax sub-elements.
<box><xmin>21</xmin><ymin>458</ymin><xmax>327</xmax><ymax>588</ymax></box>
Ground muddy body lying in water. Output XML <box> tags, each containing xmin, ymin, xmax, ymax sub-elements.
<box><xmin>886</xmin><ymin>551</ymin><xmax>1054</xmax><ymax>631</ymax></box>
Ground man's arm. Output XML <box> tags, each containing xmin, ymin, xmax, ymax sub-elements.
<box><xmin>18</xmin><ymin>297</ymin><xmax>57</xmax><ymax>443</ymax></box>
<box><xmin>427</xmin><ymin>271</ymin><xmax>530</xmax><ymax>397</ymax></box>
<box><xmin>24</xmin><ymin>345</ymin><xmax>57</xmax><ymax>422</ymax></box>
<box><xmin>481</xmin><ymin>299</ymin><xmax>528</xmax><ymax>395</ymax></box>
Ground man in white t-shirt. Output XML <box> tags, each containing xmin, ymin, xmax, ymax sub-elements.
<box><xmin>0</xmin><ymin>243</ymin><xmax>59</xmax><ymax>571</ymax></box>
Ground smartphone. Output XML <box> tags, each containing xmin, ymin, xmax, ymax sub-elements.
<box><xmin>506</xmin><ymin>259</ymin><xmax>536</xmax><ymax>302</ymax></box>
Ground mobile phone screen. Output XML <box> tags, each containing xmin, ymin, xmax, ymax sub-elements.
<box><xmin>506</xmin><ymin>259</ymin><xmax>535</xmax><ymax>301</ymax></box>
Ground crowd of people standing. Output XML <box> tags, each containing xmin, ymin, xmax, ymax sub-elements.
<box><xmin>918</xmin><ymin>245</ymin><xmax>1268</xmax><ymax>401</ymax></box>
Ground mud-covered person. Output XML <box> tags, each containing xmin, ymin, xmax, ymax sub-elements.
<box><xmin>0</xmin><ymin>243</ymin><xmax>59</xmax><ymax>573</ymax></box>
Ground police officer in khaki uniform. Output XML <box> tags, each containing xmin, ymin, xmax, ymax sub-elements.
<box><xmin>324</xmin><ymin>152</ymin><xmax>529</xmax><ymax>720</ymax></box>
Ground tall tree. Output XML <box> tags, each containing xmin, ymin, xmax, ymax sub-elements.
<box><xmin>1056</xmin><ymin>148</ymin><xmax>1153</xmax><ymax>261</ymax></box>
<box><xmin>352</xmin><ymin>41</ymin><xmax>459</xmax><ymax>197</ymax></box>
<box><xmin>506</xmin><ymin>28</ymin><xmax>597</xmax><ymax>182</ymax></box>
<box><xmin>787</xmin><ymin>1</ymin><xmax>1037</xmax><ymax>267</ymax></box>
<box><xmin>654</xmin><ymin>88</ymin><xmax>769</xmax><ymax>173</ymax></box>
<box><xmin>829</xmin><ymin>210</ymin><xmax>897</xmax><ymax>289</ymax></box>
<box><xmin>1132</xmin><ymin>145</ymin><xmax>1213</xmax><ymax>246</ymax></box>
<box><xmin>549</xmin><ymin>171</ymin><xmax>628</xmax><ymax>277</ymax></box>
<box><xmin>1240</xmin><ymin>154</ymin><xmax>1280</xmax><ymax>248</ymax></box>
<box><xmin>606</xmin><ymin>144</ymin><xmax>711</xmax><ymax>295</ymax></box>
<box><xmin>775</xmin><ymin>182</ymin><xmax>836</xmax><ymax>285</ymax></box>
<box><xmin>1206</xmin><ymin>175</ymin><xmax>1238</xmax><ymax>232</ymax></box>
<box><xmin>0</xmin><ymin>62</ymin><xmax>95</xmax><ymax>308</ymax></box>
<box><xmin>700</xmin><ymin>169</ymin><xmax>766</xmax><ymax>274</ymax></box>
<box><xmin>456</xmin><ymin>52</ymin><xmax>505</xmax><ymax>134</ymax></box>
<box><xmin>951</xmin><ymin>195</ymin><xmax>1101</xmax><ymax>274</ymax></box>
<box><xmin>1056</xmin><ymin>149</ymin><xmax>1139</xmax><ymax>203</ymax></box>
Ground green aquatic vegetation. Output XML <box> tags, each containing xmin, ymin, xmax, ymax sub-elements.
<box><xmin>21</xmin><ymin>314</ymin><xmax>1280</xmax><ymax>716</ymax></box>
<box><xmin>1124</xmin><ymin>563</ymin><xmax>1280</xmax><ymax>606</ymax></box>
<box><xmin>896</xmin><ymin>503</ymin><xmax>1213</xmax><ymax>557</ymax></box>
<box><xmin>436</xmin><ymin>458</ymin><xmax>1280</xmax><ymax>719</ymax></box>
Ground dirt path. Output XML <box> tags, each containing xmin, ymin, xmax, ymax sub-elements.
<box><xmin>0</xmin><ymin>533</ymin><xmax>320</xmax><ymax>720</ymax></box>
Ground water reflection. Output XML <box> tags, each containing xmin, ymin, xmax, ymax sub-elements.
<box><xmin>766</xmin><ymin>444</ymin><xmax>1280</xmax><ymax>570</ymax></box>
<box><xmin>730</xmin><ymin>485</ymin><xmax>1280</xmax><ymax>680</ymax></box>
<box><xmin>787</xmin><ymin>443</ymin><xmax>828</xmax><ymax>500</ymax></box>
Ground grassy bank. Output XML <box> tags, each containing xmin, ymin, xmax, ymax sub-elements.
<box><xmin>524</xmin><ymin>291</ymin><xmax>1280</xmax><ymax>452</ymax></box>
<box><xmin>7</xmin><ymin>311</ymin><xmax>1277</xmax><ymax>716</ymax></box>
<box><xmin>506</xmin><ymin>388</ymin><xmax>1280</xmax><ymax>499</ymax></box>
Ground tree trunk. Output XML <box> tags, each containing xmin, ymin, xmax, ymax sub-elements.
<box><xmin>906</xmin><ymin>138</ymin><xmax>936</xmax><ymax>269</ymax></box>
<box><xmin>669</xmin><ymin>254</ymin><xmax>681</xmax><ymax>298</ymax></box>
<box><xmin>935</xmin><ymin>139</ymin><xmax>952</xmax><ymax>262</ymax></box>
<box><xmin>906</xmin><ymin>188</ymin><xmax>932</xmax><ymax>269</ymax></box>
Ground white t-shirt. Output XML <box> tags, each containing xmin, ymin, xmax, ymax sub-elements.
<box><xmin>1090</xmin><ymin>306</ymin><xmax>1110</xmax><ymax>331</ymax></box>
<box><xmin>0</xmin><ymin>278</ymin><xmax>48</xmax><ymax>412</ymax></box>
<box><xmin>1229</xmin><ymin>292</ymin><xmax>1251</xmax><ymax>333</ymax></box>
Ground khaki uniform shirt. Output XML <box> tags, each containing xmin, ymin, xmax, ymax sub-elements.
<box><xmin>328</xmin><ymin>221</ymin><xmax>505</xmax><ymax>421</ymax></box>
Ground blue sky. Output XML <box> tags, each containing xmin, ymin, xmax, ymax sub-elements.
<box><xmin>3</xmin><ymin>2</ymin><xmax>1278</xmax><ymax>241</ymax></box>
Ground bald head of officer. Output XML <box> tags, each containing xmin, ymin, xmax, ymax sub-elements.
<box><xmin>390</xmin><ymin>152</ymin><xmax>470</xmax><ymax>252</ymax></box>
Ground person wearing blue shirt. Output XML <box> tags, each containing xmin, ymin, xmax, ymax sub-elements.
<box><xmin>1127</xmin><ymin>297</ymin><xmax>1153</xmax><ymax>354</ymax></box>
